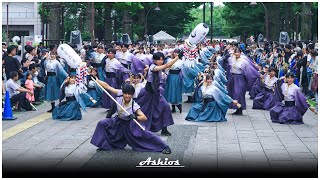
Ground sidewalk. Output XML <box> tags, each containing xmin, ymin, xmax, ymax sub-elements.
<box><xmin>2</xmin><ymin>93</ymin><xmax>318</xmax><ymax>177</ymax></box>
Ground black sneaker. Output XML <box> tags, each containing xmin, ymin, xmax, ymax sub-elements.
<box><xmin>232</xmin><ymin>109</ymin><xmax>243</xmax><ymax>115</ymax></box>
<box><xmin>161</xmin><ymin>130</ymin><xmax>172</xmax><ymax>136</ymax></box>
<box><xmin>162</xmin><ymin>146</ymin><xmax>172</xmax><ymax>154</ymax></box>
<box><xmin>96</xmin><ymin>148</ymin><xmax>103</xmax><ymax>152</ymax></box>
<box><xmin>47</xmin><ymin>108</ymin><xmax>54</xmax><ymax>113</ymax></box>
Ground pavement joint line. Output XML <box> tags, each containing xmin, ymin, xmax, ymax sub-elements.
<box><xmin>263</xmin><ymin>105</ymin><xmax>305</xmax><ymax>167</ymax></box>
<box><xmin>231</xmin><ymin>110</ymin><xmax>245</xmax><ymax>167</ymax></box>
<box><xmin>2</xmin><ymin>113</ymin><xmax>51</xmax><ymax>141</ymax></box>
<box><xmin>56</xmin><ymin>136</ymin><xmax>93</xmax><ymax>167</ymax></box>
<box><xmin>286</xmin><ymin>123</ymin><xmax>318</xmax><ymax>160</ymax></box>
<box><xmin>247</xmin><ymin>108</ymin><xmax>271</xmax><ymax>168</ymax></box>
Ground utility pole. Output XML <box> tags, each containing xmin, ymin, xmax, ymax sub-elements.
<box><xmin>210</xmin><ymin>2</ymin><xmax>213</xmax><ymax>43</ymax></box>
<box><xmin>203</xmin><ymin>2</ymin><xmax>205</xmax><ymax>23</ymax></box>
<box><xmin>42</xmin><ymin>2</ymin><xmax>45</xmax><ymax>46</ymax></box>
<box><xmin>91</xmin><ymin>2</ymin><xmax>95</xmax><ymax>45</ymax></box>
<box><xmin>61</xmin><ymin>4</ymin><xmax>65</xmax><ymax>43</ymax></box>
<box><xmin>6</xmin><ymin>3</ymin><xmax>9</xmax><ymax>46</ymax></box>
<box><xmin>295</xmin><ymin>12</ymin><xmax>299</xmax><ymax>41</ymax></box>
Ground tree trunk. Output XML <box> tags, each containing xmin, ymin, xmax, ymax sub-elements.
<box><xmin>79</xmin><ymin>11</ymin><xmax>83</xmax><ymax>32</ymax></box>
<box><xmin>122</xmin><ymin>10</ymin><xmax>132</xmax><ymax>36</ymax></box>
<box><xmin>96</xmin><ymin>8</ymin><xmax>103</xmax><ymax>42</ymax></box>
<box><xmin>86</xmin><ymin>2</ymin><xmax>93</xmax><ymax>40</ymax></box>
<box><xmin>284</xmin><ymin>3</ymin><xmax>292</xmax><ymax>37</ymax></box>
<box><xmin>136</xmin><ymin>8</ymin><xmax>146</xmax><ymax>40</ymax></box>
<box><xmin>48</xmin><ymin>2</ymin><xmax>61</xmax><ymax>44</ymax></box>
<box><xmin>267</xmin><ymin>3</ymin><xmax>280</xmax><ymax>41</ymax></box>
<box><xmin>300</xmin><ymin>2</ymin><xmax>312</xmax><ymax>41</ymax></box>
<box><xmin>104</xmin><ymin>3</ymin><xmax>113</xmax><ymax>44</ymax></box>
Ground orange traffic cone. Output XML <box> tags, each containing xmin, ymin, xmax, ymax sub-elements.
<box><xmin>2</xmin><ymin>91</ymin><xmax>16</xmax><ymax>120</ymax></box>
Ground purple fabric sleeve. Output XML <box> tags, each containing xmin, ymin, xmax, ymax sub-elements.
<box><xmin>294</xmin><ymin>89</ymin><xmax>309</xmax><ymax>116</ymax></box>
<box><xmin>242</xmin><ymin>61</ymin><xmax>260</xmax><ymax>91</ymax></box>
<box><xmin>131</xmin><ymin>57</ymin><xmax>146</xmax><ymax>75</ymax></box>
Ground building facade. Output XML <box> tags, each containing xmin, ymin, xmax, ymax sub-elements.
<box><xmin>2</xmin><ymin>2</ymin><xmax>41</xmax><ymax>41</ymax></box>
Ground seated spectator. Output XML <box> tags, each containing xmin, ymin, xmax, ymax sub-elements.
<box><xmin>6</xmin><ymin>71</ymin><xmax>34</xmax><ymax>111</ymax></box>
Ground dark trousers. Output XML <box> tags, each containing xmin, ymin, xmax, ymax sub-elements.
<box><xmin>34</xmin><ymin>87</ymin><xmax>41</xmax><ymax>102</ymax></box>
<box><xmin>10</xmin><ymin>92</ymin><xmax>32</xmax><ymax>111</ymax></box>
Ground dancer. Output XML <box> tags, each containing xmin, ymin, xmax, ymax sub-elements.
<box><xmin>92</xmin><ymin>46</ymin><xmax>106</xmax><ymax>81</ymax></box>
<box><xmin>44</xmin><ymin>52</ymin><xmax>68</xmax><ymax>112</ymax></box>
<box><xmin>52</xmin><ymin>73</ymin><xmax>96</xmax><ymax>121</ymax></box>
<box><xmin>85</xmin><ymin>67</ymin><xmax>102</xmax><ymax>107</ymax></box>
<box><xmin>101</xmin><ymin>48</ymin><xmax>130</xmax><ymax>109</ymax></box>
<box><xmin>270</xmin><ymin>72</ymin><xmax>314</xmax><ymax>124</ymax></box>
<box><xmin>127</xmin><ymin>73</ymin><xmax>146</xmax><ymax>100</ymax></box>
<box><xmin>227</xmin><ymin>48</ymin><xmax>260</xmax><ymax>115</ymax></box>
<box><xmin>252</xmin><ymin>67</ymin><xmax>278</xmax><ymax>110</ymax></box>
<box><xmin>212</xmin><ymin>62</ymin><xmax>227</xmax><ymax>86</ymax></box>
<box><xmin>135</xmin><ymin>52</ymin><xmax>181</xmax><ymax>136</ymax></box>
<box><xmin>186</xmin><ymin>74</ymin><xmax>239</xmax><ymax>122</ymax></box>
<box><xmin>90</xmin><ymin>79</ymin><xmax>172</xmax><ymax>154</ymax></box>
<box><xmin>164</xmin><ymin>49</ymin><xmax>184</xmax><ymax>113</ymax></box>
<box><xmin>249</xmin><ymin>64</ymin><xmax>265</xmax><ymax>99</ymax></box>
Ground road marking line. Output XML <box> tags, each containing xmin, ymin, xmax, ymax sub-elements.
<box><xmin>2</xmin><ymin>113</ymin><xmax>51</xmax><ymax>140</ymax></box>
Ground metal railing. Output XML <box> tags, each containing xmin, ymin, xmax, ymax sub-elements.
<box><xmin>2</xmin><ymin>12</ymin><xmax>35</xmax><ymax>18</ymax></box>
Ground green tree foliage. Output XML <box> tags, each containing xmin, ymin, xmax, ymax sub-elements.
<box><xmin>183</xmin><ymin>4</ymin><xmax>226</xmax><ymax>37</ymax></box>
<box><xmin>221</xmin><ymin>2</ymin><xmax>264</xmax><ymax>38</ymax></box>
<box><xmin>38</xmin><ymin>2</ymin><xmax>317</xmax><ymax>43</ymax></box>
<box><xmin>146</xmin><ymin>2</ymin><xmax>201</xmax><ymax>38</ymax></box>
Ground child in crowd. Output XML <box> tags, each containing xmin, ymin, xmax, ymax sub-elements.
<box><xmin>25</xmin><ymin>72</ymin><xmax>35</xmax><ymax>103</ymax></box>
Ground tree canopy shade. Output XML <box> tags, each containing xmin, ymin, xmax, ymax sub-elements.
<box><xmin>221</xmin><ymin>2</ymin><xmax>265</xmax><ymax>39</ymax></box>
<box><xmin>183</xmin><ymin>4</ymin><xmax>227</xmax><ymax>38</ymax></box>
<box><xmin>38</xmin><ymin>2</ymin><xmax>318</xmax><ymax>43</ymax></box>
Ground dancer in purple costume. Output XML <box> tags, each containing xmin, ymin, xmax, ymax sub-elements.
<box><xmin>270</xmin><ymin>72</ymin><xmax>314</xmax><ymax>124</ymax></box>
<box><xmin>90</xmin><ymin>78</ymin><xmax>171</xmax><ymax>154</ymax></box>
<box><xmin>252</xmin><ymin>67</ymin><xmax>278</xmax><ymax>110</ymax></box>
<box><xmin>227</xmin><ymin>48</ymin><xmax>260</xmax><ymax>115</ymax></box>
<box><xmin>101</xmin><ymin>49</ymin><xmax>130</xmax><ymax>109</ymax></box>
<box><xmin>135</xmin><ymin>52</ymin><xmax>181</xmax><ymax>136</ymax></box>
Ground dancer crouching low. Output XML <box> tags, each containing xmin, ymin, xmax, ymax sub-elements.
<box><xmin>90</xmin><ymin>76</ymin><xmax>172</xmax><ymax>154</ymax></box>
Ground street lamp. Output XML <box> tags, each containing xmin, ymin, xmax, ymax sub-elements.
<box><xmin>250</xmin><ymin>2</ymin><xmax>269</xmax><ymax>41</ymax></box>
<box><xmin>145</xmin><ymin>3</ymin><xmax>160</xmax><ymax>40</ymax></box>
<box><xmin>6</xmin><ymin>2</ymin><xmax>9</xmax><ymax>46</ymax></box>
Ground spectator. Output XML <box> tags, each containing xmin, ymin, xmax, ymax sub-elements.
<box><xmin>38</xmin><ymin>42</ymin><xmax>45</xmax><ymax>51</ymax></box>
<box><xmin>38</xmin><ymin>49</ymin><xmax>49</xmax><ymax>84</ymax></box>
<box><xmin>296</xmin><ymin>50</ymin><xmax>309</xmax><ymax>95</ymax></box>
<box><xmin>29</xmin><ymin>64</ymin><xmax>45</xmax><ymax>104</ymax></box>
<box><xmin>25</xmin><ymin>72</ymin><xmax>35</xmax><ymax>103</ymax></box>
<box><xmin>49</xmin><ymin>43</ymin><xmax>57</xmax><ymax>56</ymax></box>
<box><xmin>4</xmin><ymin>45</ymin><xmax>23</xmax><ymax>81</ymax></box>
<box><xmin>309</xmin><ymin>50</ymin><xmax>318</xmax><ymax>111</ymax></box>
<box><xmin>5</xmin><ymin>71</ymin><xmax>34</xmax><ymax>111</ymax></box>
<box><xmin>284</xmin><ymin>44</ymin><xmax>293</xmax><ymax>64</ymax></box>
<box><xmin>2</xmin><ymin>43</ymin><xmax>7</xmax><ymax>52</ymax></box>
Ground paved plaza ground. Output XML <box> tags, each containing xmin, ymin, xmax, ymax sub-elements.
<box><xmin>2</xmin><ymin>93</ymin><xmax>318</xmax><ymax>178</ymax></box>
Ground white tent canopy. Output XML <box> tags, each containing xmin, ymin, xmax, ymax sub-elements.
<box><xmin>152</xmin><ymin>30</ymin><xmax>176</xmax><ymax>44</ymax></box>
